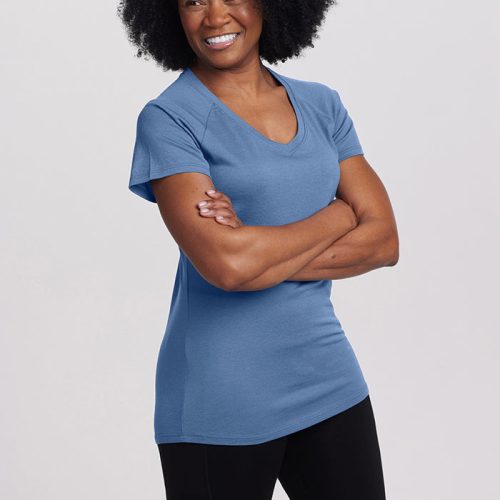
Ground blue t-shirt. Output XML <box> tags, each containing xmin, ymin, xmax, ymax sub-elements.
<box><xmin>129</xmin><ymin>65</ymin><xmax>369</xmax><ymax>445</ymax></box>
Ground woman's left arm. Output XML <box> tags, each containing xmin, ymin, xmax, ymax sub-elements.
<box><xmin>287</xmin><ymin>154</ymin><xmax>399</xmax><ymax>280</ymax></box>
<box><xmin>195</xmin><ymin>154</ymin><xmax>399</xmax><ymax>286</ymax></box>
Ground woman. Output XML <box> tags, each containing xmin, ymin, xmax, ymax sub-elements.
<box><xmin>119</xmin><ymin>0</ymin><xmax>398</xmax><ymax>498</ymax></box>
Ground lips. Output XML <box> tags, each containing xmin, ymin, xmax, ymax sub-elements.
<box><xmin>203</xmin><ymin>32</ymin><xmax>241</xmax><ymax>50</ymax></box>
<box><xmin>204</xmin><ymin>32</ymin><xmax>240</xmax><ymax>44</ymax></box>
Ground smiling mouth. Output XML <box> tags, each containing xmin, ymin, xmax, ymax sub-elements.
<box><xmin>204</xmin><ymin>32</ymin><xmax>241</xmax><ymax>49</ymax></box>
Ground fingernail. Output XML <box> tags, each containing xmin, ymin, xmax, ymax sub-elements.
<box><xmin>206</xmin><ymin>190</ymin><xmax>216</xmax><ymax>195</ymax></box>
<box><xmin>198</xmin><ymin>201</ymin><xmax>207</xmax><ymax>207</ymax></box>
<box><xmin>216</xmin><ymin>216</ymin><xmax>224</xmax><ymax>220</ymax></box>
<box><xmin>200</xmin><ymin>208</ymin><xmax>209</xmax><ymax>213</ymax></box>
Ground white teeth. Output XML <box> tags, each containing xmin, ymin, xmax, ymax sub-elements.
<box><xmin>205</xmin><ymin>33</ymin><xmax>238</xmax><ymax>45</ymax></box>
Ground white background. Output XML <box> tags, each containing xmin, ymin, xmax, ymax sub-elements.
<box><xmin>1</xmin><ymin>0</ymin><xmax>499</xmax><ymax>498</ymax></box>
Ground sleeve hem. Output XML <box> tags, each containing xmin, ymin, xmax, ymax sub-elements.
<box><xmin>133</xmin><ymin>164</ymin><xmax>211</xmax><ymax>184</ymax></box>
<box><xmin>338</xmin><ymin>148</ymin><xmax>364</xmax><ymax>163</ymax></box>
<box><xmin>129</xmin><ymin>165</ymin><xmax>212</xmax><ymax>203</ymax></box>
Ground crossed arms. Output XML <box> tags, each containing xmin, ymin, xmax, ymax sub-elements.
<box><xmin>151</xmin><ymin>154</ymin><xmax>399</xmax><ymax>292</ymax></box>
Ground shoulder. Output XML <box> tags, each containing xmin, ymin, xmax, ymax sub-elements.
<box><xmin>279</xmin><ymin>72</ymin><xmax>340</xmax><ymax>103</ymax></box>
<box><xmin>278</xmin><ymin>72</ymin><xmax>360</xmax><ymax>138</ymax></box>
<box><xmin>135</xmin><ymin>72</ymin><xmax>215</xmax><ymax>138</ymax></box>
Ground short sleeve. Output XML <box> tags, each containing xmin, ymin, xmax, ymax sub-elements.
<box><xmin>128</xmin><ymin>102</ymin><xmax>212</xmax><ymax>203</ymax></box>
<box><xmin>331</xmin><ymin>89</ymin><xmax>364</xmax><ymax>162</ymax></box>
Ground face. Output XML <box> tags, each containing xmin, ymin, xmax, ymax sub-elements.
<box><xmin>177</xmin><ymin>0</ymin><xmax>263</xmax><ymax>70</ymax></box>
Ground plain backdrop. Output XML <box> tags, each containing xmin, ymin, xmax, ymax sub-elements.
<box><xmin>1</xmin><ymin>0</ymin><xmax>499</xmax><ymax>498</ymax></box>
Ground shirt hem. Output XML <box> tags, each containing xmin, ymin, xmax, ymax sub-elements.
<box><xmin>155</xmin><ymin>385</ymin><xmax>369</xmax><ymax>446</ymax></box>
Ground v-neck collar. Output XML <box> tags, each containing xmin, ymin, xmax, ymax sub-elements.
<box><xmin>182</xmin><ymin>65</ymin><xmax>306</xmax><ymax>153</ymax></box>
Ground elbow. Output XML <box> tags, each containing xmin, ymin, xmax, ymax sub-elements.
<box><xmin>372</xmin><ymin>222</ymin><xmax>399</xmax><ymax>268</ymax></box>
<box><xmin>386</xmin><ymin>245</ymin><xmax>399</xmax><ymax>267</ymax></box>
<box><xmin>218</xmin><ymin>255</ymin><xmax>255</xmax><ymax>292</ymax></box>
<box><xmin>204</xmin><ymin>254</ymin><xmax>250</xmax><ymax>292</ymax></box>
<box><xmin>217</xmin><ymin>271</ymin><xmax>242</xmax><ymax>292</ymax></box>
<box><xmin>198</xmin><ymin>227</ymin><xmax>263</xmax><ymax>292</ymax></box>
<box><xmin>384</xmin><ymin>232</ymin><xmax>399</xmax><ymax>267</ymax></box>
<box><xmin>213</xmin><ymin>231</ymin><xmax>263</xmax><ymax>291</ymax></box>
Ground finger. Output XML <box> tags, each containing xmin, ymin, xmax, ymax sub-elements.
<box><xmin>214</xmin><ymin>215</ymin><xmax>243</xmax><ymax>228</ymax></box>
<box><xmin>214</xmin><ymin>215</ymin><xmax>231</xmax><ymax>226</ymax></box>
<box><xmin>199</xmin><ymin>207</ymin><xmax>234</xmax><ymax>219</ymax></box>
<box><xmin>212</xmin><ymin>209</ymin><xmax>243</xmax><ymax>228</ymax></box>
<box><xmin>197</xmin><ymin>199</ymin><xmax>231</xmax><ymax>210</ymax></box>
<box><xmin>199</xmin><ymin>207</ymin><xmax>243</xmax><ymax>228</ymax></box>
<box><xmin>206</xmin><ymin>189</ymin><xmax>233</xmax><ymax>205</ymax></box>
<box><xmin>205</xmin><ymin>189</ymin><xmax>223</xmax><ymax>199</ymax></box>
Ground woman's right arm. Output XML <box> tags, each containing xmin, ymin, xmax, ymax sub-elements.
<box><xmin>151</xmin><ymin>172</ymin><xmax>357</xmax><ymax>291</ymax></box>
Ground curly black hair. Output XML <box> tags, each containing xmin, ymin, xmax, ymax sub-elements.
<box><xmin>117</xmin><ymin>0</ymin><xmax>337</xmax><ymax>71</ymax></box>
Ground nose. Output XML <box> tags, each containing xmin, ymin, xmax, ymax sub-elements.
<box><xmin>203</xmin><ymin>0</ymin><xmax>231</xmax><ymax>28</ymax></box>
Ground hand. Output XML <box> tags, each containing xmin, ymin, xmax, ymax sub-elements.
<box><xmin>196</xmin><ymin>189</ymin><xmax>244</xmax><ymax>228</ymax></box>
<box><xmin>329</xmin><ymin>197</ymin><xmax>358</xmax><ymax>231</ymax></box>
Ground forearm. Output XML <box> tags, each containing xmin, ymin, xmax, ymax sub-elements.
<box><xmin>224</xmin><ymin>201</ymin><xmax>357</xmax><ymax>290</ymax></box>
<box><xmin>286</xmin><ymin>216</ymin><xmax>399</xmax><ymax>281</ymax></box>
<box><xmin>232</xmin><ymin>218</ymin><xmax>358</xmax><ymax>291</ymax></box>
<box><xmin>235</xmin><ymin>216</ymin><xmax>397</xmax><ymax>289</ymax></box>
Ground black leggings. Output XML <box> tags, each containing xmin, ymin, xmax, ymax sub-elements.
<box><xmin>157</xmin><ymin>395</ymin><xmax>385</xmax><ymax>499</ymax></box>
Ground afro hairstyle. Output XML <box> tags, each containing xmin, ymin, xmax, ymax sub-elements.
<box><xmin>117</xmin><ymin>0</ymin><xmax>337</xmax><ymax>71</ymax></box>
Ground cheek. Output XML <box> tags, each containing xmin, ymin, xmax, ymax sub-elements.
<box><xmin>235</xmin><ymin>2</ymin><xmax>263</xmax><ymax>34</ymax></box>
<box><xmin>178</xmin><ymin>14</ymin><xmax>201</xmax><ymax>43</ymax></box>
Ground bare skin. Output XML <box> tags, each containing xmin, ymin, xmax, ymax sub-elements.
<box><xmin>151</xmin><ymin>0</ymin><xmax>398</xmax><ymax>291</ymax></box>
<box><xmin>152</xmin><ymin>172</ymin><xmax>358</xmax><ymax>291</ymax></box>
<box><xmin>197</xmin><ymin>153</ymin><xmax>399</xmax><ymax>286</ymax></box>
<box><xmin>178</xmin><ymin>0</ymin><xmax>298</xmax><ymax>145</ymax></box>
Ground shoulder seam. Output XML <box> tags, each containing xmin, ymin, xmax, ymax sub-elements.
<box><xmin>142</xmin><ymin>100</ymin><xmax>214</xmax><ymax>144</ymax></box>
<box><xmin>201</xmin><ymin>103</ymin><xmax>216</xmax><ymax>149</ymax></box>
